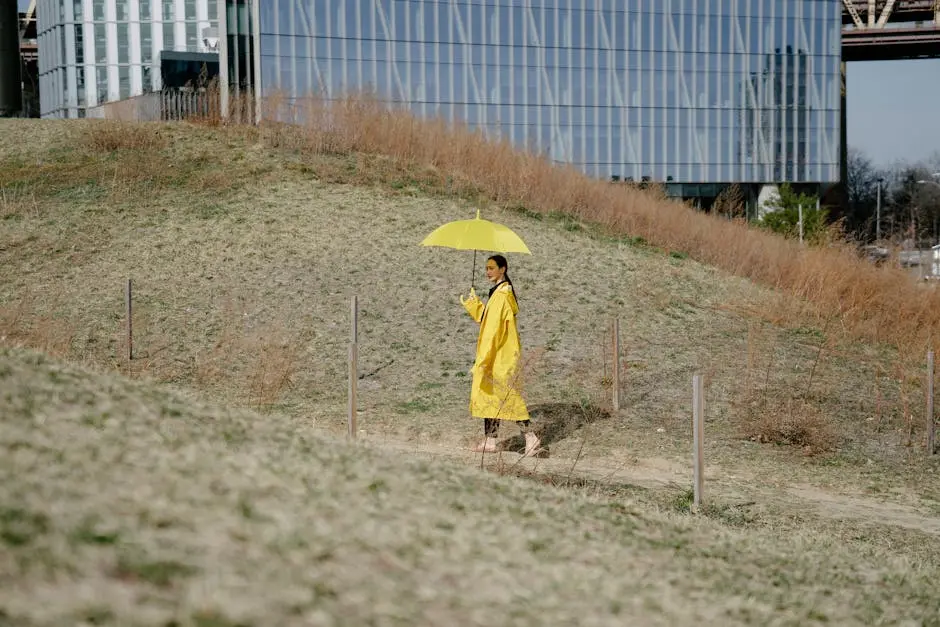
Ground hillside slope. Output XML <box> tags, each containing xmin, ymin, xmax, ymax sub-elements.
<box><xmin>0</xmin><ymin>120</ymin><xmax>930</xmax><ymax>479</ymax></box>
<box><xmin>3</xmin><ymin>118</ymin><xmax>940</xmax><ymax>625</ymax></box>
<box><xmin>2</xmin><ymin>346</ymin><xmax>940</xmax><ymax>626</ymax></box>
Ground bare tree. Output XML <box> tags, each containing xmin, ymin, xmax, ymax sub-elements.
<box><xmin>846</xmin><ymin>147</ymin><xmax>888</xmax><ymax>241</ymax></box>
<box><xmin>712</xmin><ymin>183</ymin><xmax>746</xmax><ymax>220</ymax></box>
<box><xmin>885</xmin><ymin>165</ymin><xmax>940</xmax><ymax>246</ymax></box>
<box><xmin>914</xmin><ymin>173</ymin><xmax>940</xmax><ymax>246</ymax></box>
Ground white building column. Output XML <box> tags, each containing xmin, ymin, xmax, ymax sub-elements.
<box><xmin>82</xmin><ymin>0</ymin><xmax>97</xmax><ymax>107</ymax></box>
<box><xmin>151</xmin><ymin>0</ymin><xmax>163</xmax><ymax>89</ymax></box>
<box><xmin>175</xmin><ymin>0</ymin><xmax>187</xmax><ymax>52</ymax></box>
<box><xmin>129</xmin><ymin>0</ymin><xmax>142</xmax><ymax>95</ymax></box>
<box><xmin>63</xmin><ymin>0</ymin><xmax>78</xmax><ymax>116</ymax></box>
<box><xmin>197</xmin><ymin>0</ymin><xmax>211</xmax><ymax>52</ymax></box>
<box><xmin>105</xmin><ymin>0</ymin><xmax>119</xmax><ymax>101</ymax></box>
<box><xmin>253</xmin><ymin>0</ymin><xmax>262</xmax><ymax>123</ymax></box>
<box><xmin>219</xmin><ymin>0</ymin><xmax>228</xmax><ymax>117</ymax></box>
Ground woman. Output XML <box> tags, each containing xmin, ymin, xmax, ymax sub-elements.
<box><xmin>460</xmin><ymin>254</ymin><xmax>541</xmax><ymax>456</ymax></box>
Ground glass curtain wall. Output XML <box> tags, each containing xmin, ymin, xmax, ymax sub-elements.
<box><xmin>224</xmin><ymin>0</ymin><xmax>255</xmax><ymax>92</ymax></box>
<box><xmin>37</xmin><ymin>0</ymin><xmax>219</xmax><ymax>118</ymax></box>
<box><xmin>257</xmin><ymin>0</ymin><xmax>841</xmax><ymax>185</ymax></box>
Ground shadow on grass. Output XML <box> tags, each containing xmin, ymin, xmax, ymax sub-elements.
<box><xmin>509</xmin><ymin>467</ymin><xmax>657</xmax><ymax>501</ymax></box>
<box><xmin>498</xmin><ymin>402</ymin><xmax>611</xmax><ymax>455</ymax></box>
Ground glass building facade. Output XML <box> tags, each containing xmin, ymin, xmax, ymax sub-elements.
<box><xmin>241</xmin><ymin>1</ymin><xmax>843</xmax><ymax>190</ymax></box>
<box><xmin>37</xmin><ymin>0</ymin><xmax>219</xmax><ymax>118</ymax></box>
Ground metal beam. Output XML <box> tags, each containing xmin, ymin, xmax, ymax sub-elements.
<box><xmin>842</xmin><ymin>23</ymin><xmax>940</xmax><ymax>60</ymax></box>
<box><xmin>844</xmin><ymin>0</ymin><xmax>866</xmax><ymax>28</ymax></box>
<box><xmin>844</xmin><ymin>1</ymin><xmax>939</xmax><ymax>26</ymax></box>
<box><xmin>869</xmin><ymin>0</ymin><xmax>877</xmax><ymax>26</ymax></box>
<box><xmin>19</xmin><ymin>0</ymin><xmax>36</xmax><ymax>40</ymax></box>
<box><xmin>877</xmin><ymin>0</ymin><xmax>901</xmax><ymax>26</ymax></box>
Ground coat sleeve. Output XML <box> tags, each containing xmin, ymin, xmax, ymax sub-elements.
<box><xmin>472</xmin><ymin>294</ymin><xmax>508</xmax><ymax>374</ymax></box>
<box><xmin>462</xmin><ymin>296</ymin><xmax>484</xmax><ymax>323</ymax></box>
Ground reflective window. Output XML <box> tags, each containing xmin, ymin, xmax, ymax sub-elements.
<box><xmin>256</xmin><ymin>0</ymin><xmax>840</xmax><ymax>185</ymax></box>
<box><xmin>117</xmin><ymin>23</ymin><xmax>129</xmax><ymax>64</ymax></box>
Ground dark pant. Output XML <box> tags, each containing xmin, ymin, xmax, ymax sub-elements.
<box><xmin>484</xmin><ymin>418</ymin><xmax>531</xmax><ymax>438</ymax></box>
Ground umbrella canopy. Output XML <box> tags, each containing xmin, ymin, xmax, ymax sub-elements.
<box><xmin>421</xmin><ymin>209</ymin><xmax>531</xmax><ymax>255</ymax></box>
<box><xmin>421</xmin><ymin>209</ymin><xmax>531</xmax><ymax>289</ymax></box>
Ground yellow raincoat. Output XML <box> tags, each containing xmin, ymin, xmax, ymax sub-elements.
<box><xmin>462</xmin><ymin>282</ymin><xmax>530</xmax><ymax>421</ymax></box>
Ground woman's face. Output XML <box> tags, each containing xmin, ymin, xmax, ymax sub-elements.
<box><xmin>485</xmin><ymin>259</ymin><xmax>506</xmax><ymax>283</ymax></box>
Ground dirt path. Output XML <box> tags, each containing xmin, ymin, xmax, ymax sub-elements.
<box><xmin>787</xmin><ymin>485</ymin><xmax>940</xmax><ymax>537</ymax></box>
<box><xmin>359</xmin><ymin>433</ymin><xmax>940</xmax><ymax>537</ymax></box>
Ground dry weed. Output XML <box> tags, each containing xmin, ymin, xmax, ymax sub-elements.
<box><xmin>244</xmin><ymin>329</ymin><xmax>301</xmax><ymax>410</ymax></box>
<box><xmin>249</xmin><ymin>91</ymin><xmax>940</xmax><ymax>360</ymax></box>
<box><xmin>82</xmin><ymin>121</ymin><xmax>167</xmax><ymax>153</ymax></box>
<box><xmin>189</xmin><ymin>305</ymin><xmax>301</xmax><ymax>409</ymax></box>
<box><xmin>740</xmin><ymin>395</ymin><xmax>840</xmax><ymax>454</ymax></box>
<box><xmin>0</xmin><ymin>184</ymin><xmax>41</xmax><ymax>220</ymax></box>
<box><xmin>0</xmin><ymin>295</ymin><xmax>76</xmax><ymax>359</ymax></box>
<box><xmin>4</xmin><ymin>347</ymin><xmax>939</xmax><ymax>625</ymax></box>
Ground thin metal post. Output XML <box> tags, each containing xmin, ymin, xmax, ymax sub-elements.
<box><xmin>876</xmin><ymin>180</ymin><xmax>882</xmax><ymax>242</ymax></box>
<box><xmin>612</xmin><ymin>318</ymin><xmax>621</xmax><ymax>412</ymax></box>
<box><xmin>929</xmin><ymin>350</ymin><xmax>936</xmax><ymax>456</ymax></box>
<box><xmin>692</xmin><ymin>374</ymin><xmax>704</xmax><ymax>512</ymax></box>
<box><xmin>125</xmin><ymin>278</ymin><xmax>133</xmax><ymax>361</ymax></box>
<box><xmin>348</xmin><ymin>295</ymin><xmax>359</xmax><ymax>439</ymax></box>
<box><xmin>798</xmin><ymin>204</ymin><xmax>804</xmax><ymax>243</ymax></box>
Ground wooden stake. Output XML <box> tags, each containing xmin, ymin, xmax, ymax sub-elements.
<box><xmin>125</xmin><ymin>278</ymin><xmax>133</xmax><ymax>361</ymax></box>
<box><xmin>348</xmin><ymin>295</ymin><xmax>359</xmax><ymax>439</ymax></box>
<box><xmin>612</xmin><ymin>318</ymin><xmax>621</xmax><ymax>412</ymax></box>
<box><xmin>692</xmin><ymin>374</ymin><xmax>705</xmax><ymax>512</ymax></box>
<box><xmin>928</xmin><ymin>350</ymin><xmax>935</xmax><ymax>456</ymax></box>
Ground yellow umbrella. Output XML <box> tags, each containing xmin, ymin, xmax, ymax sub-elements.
<box><xmin>421</xmin><ymin>209</ymin><xmax>531</xmax><ymax>288</ymax></box>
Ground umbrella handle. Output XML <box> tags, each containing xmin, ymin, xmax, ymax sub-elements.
<box><xmin>471</xmin><ymin>250</ymin><xmax>477</xmax><ymax>291</ymax></box>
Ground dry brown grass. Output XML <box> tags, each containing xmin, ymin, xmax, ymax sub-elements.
<box><xmin>0</xmin><ymin>289</ymin><xmax>301</xmax><ymax>411</ymax></box>
<box><xmin>82</xmin><ymin>121</ymin><xmax>168</xmax><ymax>153</ymax></box>
<box><xmin>1</xmin><ymin>115</ymin><xmax>936</xmax><ymax>490</ymax></box>
<box><xmin>0</xmin><ymin>293</ymin><xmax>76</xmax><ymax>359</ymax></box>
<box><xmin>0</xmin><ymin>119</ymin><xmax>255</xmax><ymax>209</ymax></box>
<box><xmin>151</xmin><ymin>309</ymin><xmax>303</xmax><ymax>411</ymax></box>
<box><xmin>6</xmin><ymin>117</ymin><xmax>940</xmax><ymax>627</ymax></box>
<box><xmin>252</xmin><ymin>92</ymin><xmax>940</xmax><ymax>359</ymax></box>
<box><xmin>0</xmin><ymin>183</ymin><xmax>41</xmax><ymax>221</ymax></box>
<box><xmin>739</xmin><ymin>394</ymin><xmax>840</xmax><ymax>455</ymax></box>
<box><xmin>4</xmin><ymin>345</ymin><xmax>940</xmax><ymax>626</ymax></box>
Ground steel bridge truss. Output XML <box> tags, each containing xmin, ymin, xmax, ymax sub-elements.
<box><xmin>842</xmin><ymin>0</ymin><xmax>940</xmax><ymax>61</ymax></box>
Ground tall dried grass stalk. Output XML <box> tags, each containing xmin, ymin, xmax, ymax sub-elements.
<box><xmin>742</xmin><ymin>395</ymin><xmax>839</xmax><ymax>454</ymax></box>
<box><xmin>0</xmin><ymin>184</ymin><xmax>41</xmax><ymax>220</ymax></box>
<box><xmin>252</xmin><ymin>91</ymin><xmax>939</xmax><ymax>356</ymax></box>
<box><xmin>0</xmin><ymin>294</ymin><xmax>76</xmax><ymax>359</ymax></box>
<box><xmin>83</xmin><ymin>121</ymin><xmax>168</xmax><ymax>152</ymax></box>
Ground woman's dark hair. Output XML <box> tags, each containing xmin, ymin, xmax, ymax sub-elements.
<box><xmin>487</xmin><ymin>254</ymin><xmax>518</xmax><ymax>302</ymax></box>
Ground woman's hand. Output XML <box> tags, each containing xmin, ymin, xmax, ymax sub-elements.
<box><xmin>459</xmin><ymin>287</ymin><xmax>478</xmax><ymax>305</ymax></box>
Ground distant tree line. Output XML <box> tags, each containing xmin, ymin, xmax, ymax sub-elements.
<box><xmin>845</xmin><ymin>147</ymin><xmax>940</xmax><ymax>247</ymax></box>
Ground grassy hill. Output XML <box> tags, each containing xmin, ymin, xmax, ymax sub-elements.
<box><xmin>2</xmin><ymin>116</ymin><xmax>940</xmax><ymax>625</ymax></box>
<box><xmin>2</xmin><ymin>346</ymin><xmax>940</xmax><ymax>626</ymax></box>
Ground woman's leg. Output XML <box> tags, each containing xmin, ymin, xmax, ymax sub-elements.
<box><xmin>472</xmin><ymin>419</ymin><xmax>499</xmax><ymax>452</ymax></box>
<box><xmin>484</xmin><ymin>419</ymin><xmax>499</xmax><ymax>438</ymax></box>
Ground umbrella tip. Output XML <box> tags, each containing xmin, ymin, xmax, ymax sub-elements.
<box><xmin>476</xmin><ymin>209</ymin><xmax>481</xmax><ymax>220</ymax></box>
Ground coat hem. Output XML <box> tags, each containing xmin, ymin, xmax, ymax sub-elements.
<box><xmin>470</xmin><ymin>414</ymin><xmax>530</xmax><ymax>421</ymax></box>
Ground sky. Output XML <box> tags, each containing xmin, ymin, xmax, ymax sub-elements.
<box><xmin>847</xmin><ymin>59</ymin><xmax>940</xmax><ymax>169</ymax></box>
<box><xmin>18</xmin><ymin>0</ymin><xmax>938</xmax><ymax>168</ymax></box>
